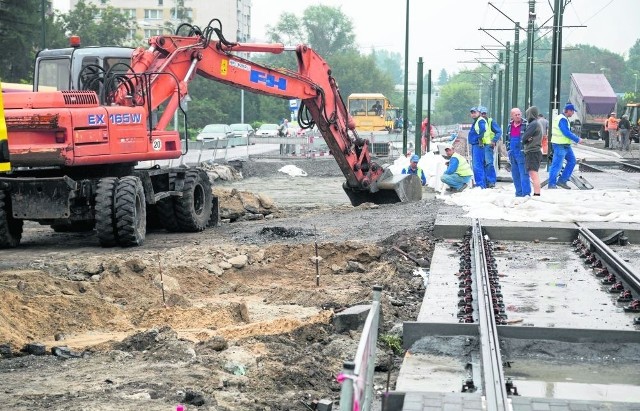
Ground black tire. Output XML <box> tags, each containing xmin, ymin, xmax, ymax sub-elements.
<box><xmin>114</xmin><ymin>176</ymin><xmax>146</xmax><ymax>247</ymax></box>
<box><xmin>174</xmin><ymin>169</ymin><xmax>212</xmax><ymax>232</ymax></box>
<box><xmin>0</xmin><ymin>190</ymin><xmax>23</xmax><ymax>248</ymax></box>
<box><xmin>95</xmin><ymin>177</ymin><xmax>119</xmax><ymax>247</ymax></box>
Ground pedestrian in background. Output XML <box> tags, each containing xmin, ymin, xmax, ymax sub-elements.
<box><xmin>523</xmin><ymin>106</ymin><xmax>543</xmax><ymax>196</ymax></box>
<box><xmin>278</xmin><ymin>118</ymin><xmax>289</xmax><ymax>155</ymax></box>
<box><xmin>619</xmin><ymin>114</ymin><xmax>631</xmax><ymax>152</ymax></box>
<box><xmin>402</xmin><ymin>154</ymin><xmax>427</xmax><ymax>186</ymax></box>
<box><xmin>606</xmin><ymin>112</ymin><xmax>619</xmax><ymax>149</ymax></box>
<box><xmin>548</xmin><ymin>103</ymin><xmax>583</xmax><ymax>189</ymax></box>
<box><xmin>467</xmin><ymin>107</ymin><xmax>487</xmax><ymax>189</ymax></box>
<box><xmin>440</xmin><ymin>144</ymin><xmax>473</xmax><ymax>192</ymax></box>
<box><xmin>505</xmin><ymin>108</ymin><xmax>531</xmax><ymax>197</ymax></box>
<box><xmin>479</xmin><ymin>107</ymin><xmax>502</xmax><ymax>188</ymax></box>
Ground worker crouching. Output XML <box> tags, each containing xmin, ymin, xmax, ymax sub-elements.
<box><xmin>440</xmin><ymin>144</ymin><xmax>472</xmax><ymax>192</ymax></box>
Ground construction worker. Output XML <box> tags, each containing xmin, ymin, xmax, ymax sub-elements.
<box><xmin>548</xmin><ymin>103</ymin><xmax>583</xmax><ymax>189</ymax></box>
<box><xmin>402</xmin><ymin>154</ymin><xmax>427</xmax><ymax>186</ymax></box>
<box><xmin>467</xmin><ymin>107</ymin><xmax>487</xmax><ymax>189</ymax></box>
<box><xmin>440</xmin><ymin>144</ymin><xmax>472</xmax><ymax>192</ymax></box>
<box><xmin>479</xmin><ymin>106</ymin><xmax>503</xmax><ymax>188</ymax></box>
<box><xmin>605</xmin><ymin>112</ymin><xmax>619</xmax><ymax>149</ymax></box>
<box><xmin>505</xmin><ymin>107</ymin><xmax>531</xmax><ymax>197</ymax></box>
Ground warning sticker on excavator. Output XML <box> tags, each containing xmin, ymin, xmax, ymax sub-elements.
<box><xmin>0</xmin><ymin>82</ymin><xmax>11</xmax><ymax>173</ymax></box>
<box><xmin>229</xmin><ymin>60</ymin><xmax>250</xmax><ymax>72</ymax></box>
<box><xmin>220</xmin><ymin>59</ymin><xmax>228</xmax><ymax>76</ymax></box>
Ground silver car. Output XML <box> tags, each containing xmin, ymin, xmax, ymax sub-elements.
<box><xmin>196</xmin><ymin>124</ymin><xmax>233</xmax><ymax>141</ymax></box>
<box><xmin>255</xmin><ymin>123</ymin><xmax>280</xmax><ymax>137</ymax></box>
<box><xmin>230</xmin><ymin>123</ymin><xmax>255</xmax><ymax>138</ymax></box>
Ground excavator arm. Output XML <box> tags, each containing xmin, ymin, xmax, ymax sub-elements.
<box><xmin>115</xmin><ymin>22</ymin><xmax>421</xmax><ymax>205</ymax></box>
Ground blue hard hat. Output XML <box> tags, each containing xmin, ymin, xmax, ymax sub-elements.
<box><xmin>564</xmin><ymin>103</ymin><xmax>577</xmax><ymax>112</ymax></box>
<box><xmin>410</xmin><ymin>154</ymin><xmax>420</xmax><ymax>163</ymax></box>
<box><xmin>478</xmin><ymin>106</ymin><xmax>488</xmax><ymax>114</ymax></box>
<box><xmin>470</xmin><ymin>107</ymin><xmax>478</xmax><ymax>112</ymax></box>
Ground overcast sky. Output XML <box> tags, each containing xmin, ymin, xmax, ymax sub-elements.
<box><xmin>250</xmin><ymin>0</ymin><xmax>640</xmax><ymax>77</ymax></box>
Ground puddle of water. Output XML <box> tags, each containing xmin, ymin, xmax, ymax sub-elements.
<box><xmin>509</xmin><ymin>360</ymin><xmax>640</xmax><ymax>402</ymax></box>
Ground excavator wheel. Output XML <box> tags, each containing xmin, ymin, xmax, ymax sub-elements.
<box><xmin>0</xmin><ymin>190</ymin><xmax>23</xmax><ymax>248</ymax></box>
<box><xmin>95</xmin><ymin>177</ymin><xmax>119</xmax><ymax>247</ymax></box>
<box><xmin>174</xmin><ymin>169</ymin><xmax>212</xmax><ymax>232</ymax></box>
<box><xmin>114</xmin><ymin>176</ymin><xmax>146</xmax><ymax>247</ymax></box>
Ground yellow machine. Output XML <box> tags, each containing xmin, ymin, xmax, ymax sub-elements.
<box><xmin>347</xmin><ymin>93</ymin><xmax>401</xmax><ymax>132</ymax></box>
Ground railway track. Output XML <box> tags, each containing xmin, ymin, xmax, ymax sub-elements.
<box><xmin>399</xmin><ymin>222</ymin><xmax>640</xmax><ymax>409</ymax></box>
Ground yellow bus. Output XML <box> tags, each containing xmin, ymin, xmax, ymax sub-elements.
<box><xmin>347</xmin><ymin>93</ymin><xmax>401</xmax><ymax>132</ymax></box>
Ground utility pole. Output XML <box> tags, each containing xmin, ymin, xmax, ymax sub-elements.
<box><xmin>524</xmin><ymin>0</ymin><xmax>536</xmax><ymax>109</ymax></box>
<box><xmin>497</xmin><ymin>52</ymin><xmax>504</xmax><ymax>131</ymax></box>
<box><xmin>503</xmin><ymin>42</ymin><xmax>511</xmax><ymax>131</ymax></box>
<box><xmin>427</xmin><ymin>69</ymin><xmax>432</xmax><ymax>153</ymax></box>
<box><xmin>402</xmin><ymin>0</ymin><xmax>410</xmax><ymax>155</ymax></box>
<box><xmin>415</xmin><ymin>58</ymin><xmax>423</xmax><ymax>155</ymax></box>
<box><xmin>549</xmin><ymin>0</ymin><xmax>564</xmax><ymax>125</ymax></box>
<box><xmin>512</xmin><ymin>23</ymin><xmax>520</xmax><ymax>110</ymax></box>
<box><xmin>548</xmin><ymin>0</ymin><xmax>565</xmax><ymax>168</ymax></box>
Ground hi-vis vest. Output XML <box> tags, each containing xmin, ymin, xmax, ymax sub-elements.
<box><xmin>551</xmin><ymin>113</ymin><xmax>573</xmax><ymax>145</ymax></box>
<box><xmin>0</xmin><ymin>83</ymin><xmax>10</xmax><ymax>173</ymax></box>
<box><xmin>606</xmin><ymin>116</ymin><xmax>619</xmax><ymax>131</ymax></box>
<box><xmin>451</xmin><ymin>153</ymin><xmax>473</xmax><ymax>177</ymax></box>
<box><xmin>473</xmin><ymin>117</ymin><xmax>487</xmax><ymax>135</ymax></box>
<box><xmin>482</xmin><ymin>117</ymin><xmax>495</xmax><ymax>144</ymax></box>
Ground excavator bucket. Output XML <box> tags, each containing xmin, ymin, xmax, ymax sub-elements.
<box><xmin>343</xmin><ymin>168</ymin><xmax>422</xmax><ymax>206</ymax></box>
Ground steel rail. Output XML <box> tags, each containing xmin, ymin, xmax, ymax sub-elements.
<box><xmin>470</xmin><ymin>219</ymin><xmax>510</xmax><ymax>411</ymax></box>
<box><xmin>620</xmin><ymin>161</ymin><xmax>640</xmax><ymax>173</ymax></box>
<box><xmin>577</xmin><ymin>225</ymin><xmax>640</xmax><ymax>295</ymax></box>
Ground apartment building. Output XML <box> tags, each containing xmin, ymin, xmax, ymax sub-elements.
<box><xmin>69</xmin><ymin>0</ymin><xmax>251</xmax><ymax>43</ymax></box>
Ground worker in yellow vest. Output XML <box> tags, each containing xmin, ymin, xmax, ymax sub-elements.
<box><xmin>440</xmin><ymin>144</ymin><xmax>473</xmax><ymax>192</ymax></box>
<box><xmin>548</xmin><ymin>103</ymin><xmax>583</xmax><ymax>189</ymax></box>
<box><xmin>480</xmin><ymin>107</ymin><xmax>502</xmax><ymax>188</ymax></box>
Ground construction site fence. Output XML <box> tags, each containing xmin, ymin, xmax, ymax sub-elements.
<box><xmin>164</xmin><ymin>125</ymin><xmax>460</xmax><ymax>165</ymax></box>
<box><xmin>338</xmin><ymin>285</ymin><xmax>383</xmax><ymax>411</ymax></box>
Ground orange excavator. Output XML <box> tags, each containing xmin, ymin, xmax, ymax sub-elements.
<box><xmin>0</xmin><ymin>19</ymin><xmax>421</xmax><ymax>248</ymax></box>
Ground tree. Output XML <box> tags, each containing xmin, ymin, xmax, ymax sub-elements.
<box><xmin>437</xmin><ymin>69</ymin><xmax>449</xmax><ymax>86</ymax></box>
<box><xmin>49</xmin><ymin>0</ymin><xmax>137</xmax><ymax>48</ymax></box>
<box><xmin>301</xmin><ymin>5</ymin><xmax>357</xmax><ymax>58</ymax></box>
<box><xmin>265</xmin><ymin>12</ymin><xmax>304</xmax><ymax>45</ymax></box>
<box><xmin>0</xmin><ymin>0</ymin><xmax>41</xmax><ymax>82</ymax></box>
<box><xmin>434</xmin><ymin>82</ymin><xmax>478</xmax><ymax>124</ymax></box>
<box><xmin>326</xmin><ymin>51</ymin><xmax>397</xmax><ymax>101</ymax></box>
<box><xmin>371</xmin><ymin>49</ymin><xmax>403</xmax><ymax>84</ymax></box>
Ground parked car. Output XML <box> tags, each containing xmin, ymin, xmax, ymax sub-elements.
<box><xmin>229</xmin><ymin>123</ymin><xmax>255</xmax><ymax>138</ymax></box>
<box><xmin>196</xmin><ymin>124</ymin><xmax>233</xmax><ymax>141</ymax></box>
<box><xmin>255</xmin><ymin>123</ymin><xmax>280</xmax><ymax>137</ymax></box>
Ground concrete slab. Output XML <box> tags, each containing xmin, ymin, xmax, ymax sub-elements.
<box><xmin>332</xmin><ymin>304</ymin><xmax>371</xmax><ymax>333</ymax></box>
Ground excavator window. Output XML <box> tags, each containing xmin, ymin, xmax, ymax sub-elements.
<box><xmin>36</xmin><ymin>57</ymin><xmax>71</xmax><ymax>91</ymax></box>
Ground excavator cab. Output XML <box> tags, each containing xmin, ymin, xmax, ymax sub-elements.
<box><xmin>35</xmin><ymin>45</ymin><xmax>133</xmax><ymax>95</ymax></box>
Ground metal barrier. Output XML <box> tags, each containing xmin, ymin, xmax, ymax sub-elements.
<box><xmin>338</xmin><ymin>285</ymin><xmax>383</xmax><ymax>411</ymax></box>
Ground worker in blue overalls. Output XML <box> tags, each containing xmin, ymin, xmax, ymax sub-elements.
<box><xmin>479</xmin><ymin>106</ymin><xmax>502</xmax><ymax>188</ymax></box>
<box><xmin>467</xmin><ymin>107</ymin><xmax>487</xmax><ymax>189</ymax></box>
<box><xmin>402</xmin><ymin>154</ymin><xmax>427</xmax><ymax>186</ymax></box>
